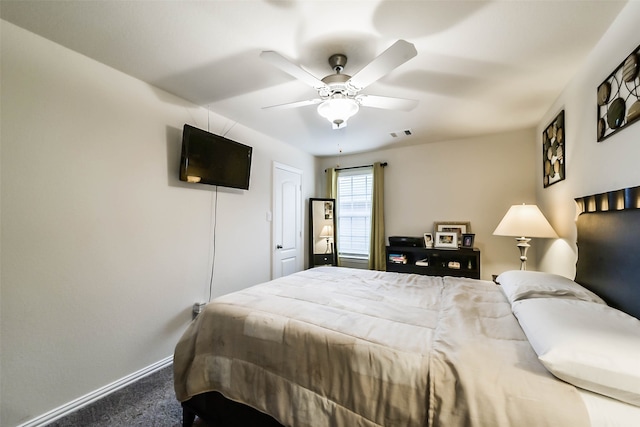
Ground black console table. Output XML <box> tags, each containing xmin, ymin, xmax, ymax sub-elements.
<box><xmin>386</xmin><ymin>246</ymin><xmax>480</xmax><ymax>279</ymax></box>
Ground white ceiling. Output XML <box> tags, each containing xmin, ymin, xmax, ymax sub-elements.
<box><xmin>1</xmin><ymin>1</ymin><xmax>627</xmax><ymax>156</ymax></box>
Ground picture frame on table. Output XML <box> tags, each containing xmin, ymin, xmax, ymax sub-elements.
<box><xmin>423</xmin><ymin>232</ymin><xmax>433</xmax><ymax>248</ymax></box>
<box><xmin>461</xmin><ymin>233</ymin><xmax>475</xmax><ymax>249</ymax></box>
<box><xmin>434</xmin><ymin>221</ymin><xmax>470</xmax><ymax>246</ymax></box>
<box><xmin>435</xmin><ymin>231</ymin><xmax>458</xmax><ymax>249</ymax></box>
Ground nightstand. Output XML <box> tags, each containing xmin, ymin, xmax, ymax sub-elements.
<box><xmin>313</xmin><ymin>253</ymin><xmax>334</xmax><ymax>266</ymax></box>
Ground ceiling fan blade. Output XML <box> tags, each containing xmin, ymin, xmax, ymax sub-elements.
<box><xmin>347</xmin><ymin>40</ymin><xmax>417</xmax><ymax>91</ymax></box>
<box><xmin>262</xmin><ymin>98</ymin><xmax>322</xmax><ymax>110</ymax></box>
<box><xmin>260</xmin><ymin>51</ymin><xmax>328</xmax><ymax>90</ymax></box>
<box><xmin>356</xmin><ymin>94</ymin><xmax>418</xmax><ymax>111</ymax></box>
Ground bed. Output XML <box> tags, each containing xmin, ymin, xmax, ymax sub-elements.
<box><xmin>174</xmin><ymin>187</ymin><xmax>640</xmax><ymax>427</ymax></box>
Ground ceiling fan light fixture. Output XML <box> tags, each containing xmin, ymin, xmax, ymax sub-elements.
<box><xmin>317</xmin><ymin>95</ymin><xmax>359</xmax><ymax>129</ymax></box>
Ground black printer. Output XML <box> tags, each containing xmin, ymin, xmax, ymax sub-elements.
<box><xmin>388</xmin><ymin>236</ymin><xmax>423</xmax><ymax>247</ymax></box>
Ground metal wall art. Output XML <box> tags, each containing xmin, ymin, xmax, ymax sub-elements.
<box><xmin>597</xmin><ymin>44</ymin><xmax>640</xmax><ymax>142</ymax></box>
<box><xmin>543</xmin><ymin>110</ymin><xmax>565</xmax><ymax>188</ymax></box>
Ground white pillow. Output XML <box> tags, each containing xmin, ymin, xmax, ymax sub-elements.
<box><xmin>497</xmin><ymin>270</ymin><xmax>605</xmax><ymax>305</ymax></box>
<box><xmin>513</xmin><ymin>298</ymin><xmax>640</xmax><ymax>406</ymax></box>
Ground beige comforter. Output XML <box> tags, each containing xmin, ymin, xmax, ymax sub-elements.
<box><xmin>174</xmin><ymin>267</ymin><xmax>589</xmax><ymax>426</ymax></box>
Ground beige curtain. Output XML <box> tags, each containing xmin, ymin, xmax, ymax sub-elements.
<box><xmin>368</xmin><ymin>162</ymin><xmax>386</xmax><ymax>271</ymax></box>
<box><xmin>325</xmin><ymin>167</ymin><xmax>340</xmax><ymax>266</ymax></box>
<box><xmin>325</xmin><ymin>167</ymin><xmax>337</xmax><ymax>199</ymax></box>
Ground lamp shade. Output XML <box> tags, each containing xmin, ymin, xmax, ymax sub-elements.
<box><xmin>319</xmin><ymin>225</ymin><xmax>333</xmax><ymax>238</ymax></box>
<box><xmin>493</xmin><ymin>204</ymin><xmax>558</xmax><ymax>238</ymax></box>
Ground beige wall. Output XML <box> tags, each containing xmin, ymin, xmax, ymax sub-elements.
<box><xmin>0</xmin><ymin>21</ymin><xmax>316</xmax><ymax>427</ymax></box>
<box><xmin>536</xmin><ymin>1</ymin><xmax>640</xmax><ymax>278</ymax></box>
<box><xmin>318</xmin><ymin>128</ymin><xmax>538</xmax><ymax>280</ymax></box>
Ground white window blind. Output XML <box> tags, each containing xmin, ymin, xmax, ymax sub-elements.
<box><xmin>336</xmin><ymin>168</ymin><xmax>373</xmax><ymax>257</ymax></box>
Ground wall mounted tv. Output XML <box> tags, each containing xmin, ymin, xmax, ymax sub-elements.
<box><xmin>179</xmin><ymin>124</ymin><xmax>253</xmax><ymax>190</ymax></box>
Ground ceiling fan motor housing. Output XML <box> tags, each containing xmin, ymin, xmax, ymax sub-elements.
<box><xmin>321</xmin><ymin>73</ymin><xmax>354</xmax><ymax>97</ymax></box>
<box><xmin>320</xmin><ymin>54</ymin><xmax>356</xmax><ymax>98</ymax></box>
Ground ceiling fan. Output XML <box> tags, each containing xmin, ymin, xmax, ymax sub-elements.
<box><xmin>260</xmin><ymin>40</ymin><xmax>418</xmax><ymax>129</ymax></box>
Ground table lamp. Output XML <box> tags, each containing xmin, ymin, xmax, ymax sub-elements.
<box><xmin>493</xmin><ymin>204</ymin><xmax>558</xmax><ymax>270</ymax></box>
<box><xmin>319</xmin><ymin>225</ymin><xmax>333</xmax><ymax>253</ymax></box>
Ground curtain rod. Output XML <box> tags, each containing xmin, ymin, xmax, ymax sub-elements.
<box><xmin>325</xmin><ymin>162</ymin><xmax>387</xmax><ymax>173</ymax></box>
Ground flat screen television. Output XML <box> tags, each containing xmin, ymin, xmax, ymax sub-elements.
<box><xmin>179</xmin><ymin>124</ymin><xmax>252</xmax><ymax>190</ymax></box>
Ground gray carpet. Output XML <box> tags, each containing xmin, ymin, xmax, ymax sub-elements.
<box><xmin>49</xmin><ymin>365</ymin><xmax>207</xmax><ymax>427</ymax></box>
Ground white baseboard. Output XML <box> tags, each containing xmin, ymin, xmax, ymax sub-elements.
<box><xmin>16</xmin><ymin>355</ymin><xmax>173</xmax><ymax>427</ymax></box>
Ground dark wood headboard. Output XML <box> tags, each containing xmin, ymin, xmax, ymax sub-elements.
<box><xmin>574</xmin><ymin>186</ymin><xmax>640</xmax><ymax>319</ymax></box>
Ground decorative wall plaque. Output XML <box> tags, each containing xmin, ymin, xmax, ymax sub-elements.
<box><xmin>597</xmin><ymin>44</ymin><xmax>640</xmax><ymax>142</ymax></box>
<box><xmin>543</xmin><ymin>110</ymin><xmax>565</xmax><ymax>188</ymax></box>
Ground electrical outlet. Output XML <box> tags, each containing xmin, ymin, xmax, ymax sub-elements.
<box><xmin>192</xmin><ymin>302</ymin><xmax>206</xmax><ymax>319</ymax></box>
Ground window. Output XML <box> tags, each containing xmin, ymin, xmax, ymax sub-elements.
<box><xmin>336</xmin><ymin>168</ymin><xmax>373</xmax><ymax>258</ymax></box>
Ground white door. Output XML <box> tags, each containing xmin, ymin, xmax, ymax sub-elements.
<box><xmin>272</xmin><ymin>162</ymin><xmax>303</xmax><ymax>279</ymax></box>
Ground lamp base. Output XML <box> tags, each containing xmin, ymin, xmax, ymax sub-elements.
<box><xmin>515</xmin><ymin>237</ymin><xmax>531</xmax><ymax>270</ymax></box>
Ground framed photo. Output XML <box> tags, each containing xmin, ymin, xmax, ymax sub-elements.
<box><xmin>423</xmin><ymin>232</ymin><xmax>433</xmax><ymax>248</ymax></box>
<box><xmin>324</xmin><ymin>201</ymin><xmax>333</xmax><ymax>219</ymax></box>
<box><xmin>461</xmin><ymin>233</ymin><xmax>475</xmax><ymax>249</ymax></box>
<box><xmin>435</xmin><ymin>231</ymin><xmax>458</xmax><ymax>249</ymax></box>
<box><xmin>434</xmin><ymin>221</ymin><xmax>470</xmax><ymax>246</ymax></box>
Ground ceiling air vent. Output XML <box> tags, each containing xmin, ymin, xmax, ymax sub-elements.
<box><xmin>390</xmin><ymin>129</ymin><xmax>413</xmax><ymax>138</ymax></box>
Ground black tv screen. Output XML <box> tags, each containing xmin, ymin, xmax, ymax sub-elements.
<box><xmin>179</xmin><ymin>124</ymin><xmax>252</xmax><ymax>190</ymax></box>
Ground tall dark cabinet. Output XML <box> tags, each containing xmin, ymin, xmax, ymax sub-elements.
<box><xmin>309</xmin><ymin>198</ymin><xmax>337</xmax><ymax>267</ymax></box>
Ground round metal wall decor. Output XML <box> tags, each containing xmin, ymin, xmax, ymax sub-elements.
<box><xmin>543</xmin><ymin>110</ymin><xmax>565</xmax><ymax>188</ymax></box>
<box><xmin>597</xmin><ymin>45</ymin><xmax>640</xmax><ymax>142</ymax></box>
